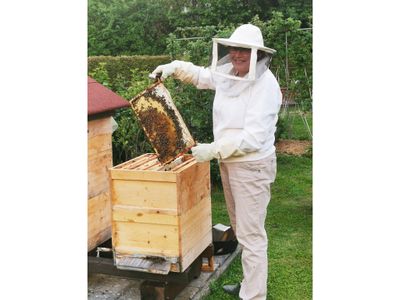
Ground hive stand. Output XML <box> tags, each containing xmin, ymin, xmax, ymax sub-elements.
<box><xmin>88</xmin><ymin>239</ymin><xmax>214</xmax><ymax>300</ymax></box>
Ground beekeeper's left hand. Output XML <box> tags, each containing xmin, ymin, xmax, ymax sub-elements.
<box><xmin>191</xmin><ymin>143</ymin><xmax>218</xmax><ymax>162</ymax></box>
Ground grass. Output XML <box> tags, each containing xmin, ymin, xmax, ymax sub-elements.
<box><xmin>279</xmin><ymin>109</ymin><xmax>313</xmax><ymax>141</ymax></box>
<box><xmin>204</xmin><ymin>154</ymin><xmax>312</xmax><ymax>300</ymax></box>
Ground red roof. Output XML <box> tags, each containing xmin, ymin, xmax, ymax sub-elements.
<box><xmin>88</xmin><ymin>77</ymin><xmax>130</xmax><ymax>116</ymax></box>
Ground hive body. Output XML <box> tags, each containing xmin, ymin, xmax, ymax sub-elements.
<box><xmin>109</xmin><ymin>153</ymin><xmax>212</xmax><ymax>273</ymax></box>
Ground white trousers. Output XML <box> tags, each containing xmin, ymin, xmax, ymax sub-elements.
<box><xmin>220</xmin><ymin>153</ymin><xmax>277</xmax><ymax>300</ymax></box>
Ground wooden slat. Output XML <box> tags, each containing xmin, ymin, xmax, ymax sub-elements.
<box><xmin>88</xmin><ymin>192</ymin><xmax>112</xmax><ymax>251</ymax></box>
<box><xmin>124</xmin><ymin>154</ymin><xmax>157</xmax><ymax>169</ymax></box>
<box><xmin>111</xmin><ymin>180</ymin><xmax>177</xmax><ymax>210</ymax></box>
<box><xmin>134</xmin><ymin>159</ymin><xmax>161</xmax><ymax>170</ymax></box>
<box><xmin>110</xmin><ymin>169</ymin><xmax>177</xmax><ymax>183</ymax></box>
<box><xmin>113</xmin><ymin>222</ymin><xmax>180</xmax><ymax>256</ymax></box>
<box><xmin>113</xmin><ymin>205</ymin><xmax>178</xmax><ymax>225</ymax></box>
<box><xmin>171</xmin><ymin>157</ymin><xmax>195</xmax><ymax>172</ymax></box>
<box><xmin>112</xmin><ymin>154</ymin><xmax>150</xmax><ymax>170</ymax></box>
<box><xmin>114</xmin><ymin>245</ymin><xmax>180</xmax><ymax>259</ymax></box>
<box><xmin>115</xmin><ymin>256</ymin><xmax>171</xmax><ymax>274</ymax></box>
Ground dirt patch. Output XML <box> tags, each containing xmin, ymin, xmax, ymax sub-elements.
<box><xmin>276</xmin><ymin>139</ymin><xmax>312</xmax><ymax>156</ymax></box>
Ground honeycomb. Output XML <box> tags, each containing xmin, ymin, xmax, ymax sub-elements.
<box><xmin>130</xmin><ymin>82</ymin><xmax>195</xmax><ymax>164</ymax></box>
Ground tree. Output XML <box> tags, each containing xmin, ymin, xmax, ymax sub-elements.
<box><xmin>88</xmin><ymin>0</ymin><xmax>312</xmax><ymax>55</ymax></box>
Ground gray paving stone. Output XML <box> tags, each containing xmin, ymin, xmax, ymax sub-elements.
<box><xmin>175</xmin><ymin>286</ymin><xmax>199</xmax><ymax>300</ymax></box>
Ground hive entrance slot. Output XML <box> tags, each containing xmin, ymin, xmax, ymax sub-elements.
<box><xmin>115</xmin><ymin>256</ymin><xmax>172</xmax><ymax>275</ymax></box>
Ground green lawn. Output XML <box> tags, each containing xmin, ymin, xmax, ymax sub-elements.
<box><xmin>204</xmin><ymin>154</ymin><xmax>312</xmax><ymax>300</ymax></box>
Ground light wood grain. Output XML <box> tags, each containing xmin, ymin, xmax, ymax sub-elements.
<box><xmin>88</xmin><ymin>117</ymin><xmax>113</xmax><ymax>139</ymax></box>
<box><xmin>87</xmin><ymin>117</ymin><xmax>114</xmax><ymax>251</ymax></box>
<box><xmin>176</xmin><ymin>161</ymin><xmax>210</xmax><ymax>214</ymax></box>
<box><xmin>112</xmin><ymin>205</ymin><xmax>178</xmax><ymax>225</ymax></box>
<box><xmin>88</xmin><ymin>192</ymin><xmax>112</xmax><ymax>251</ymax></box>
<box><xmin>113</xmin><ymin>222</ymin><xmax>180</xmax><ymax>256</ymax></box>
<box><xmin>111</xmin><ymin>179</ymin><xmax>178</xmax><ymax>209</ymax></box>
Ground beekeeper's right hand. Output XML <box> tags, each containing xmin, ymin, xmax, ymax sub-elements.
<box><xmin>191</xmin><ymin>137</ymin><xmax>246</xmax><ymax>163</ymax></box>
<box><xmin>150</xmin><ymin>60</ymin><xmax>199</xmax><ymax>84</ymax></box>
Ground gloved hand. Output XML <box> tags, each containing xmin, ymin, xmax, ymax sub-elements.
<box><xmin>150</xmin><ymin>60</ymin><xmax>199</xmax><ymax>84</ymax></box>
<box><xmin>192</xmin><ymin>138</ymin><xmax>247</xmax><ymax>163</ymax></box>
<box><xmin>191</xmin><ymin>143</ymin><xmax>219</xmax><ymax>162</ymax></box>
<box><xmin>151</xmin><ymin>62</ymin><xmax>178</xmax><ymax>81</ymax></box>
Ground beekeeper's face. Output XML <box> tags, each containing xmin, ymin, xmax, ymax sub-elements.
<box><xmin>228</xmin><ymin>47</ymin><xmax>251</xmax><ymax>77</ymax></box>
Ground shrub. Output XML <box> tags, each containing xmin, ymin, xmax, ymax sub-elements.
<box><xmin>88</xmin><ymin>55</ymin><xmax>170</xmax><ymax>89</ymax></box>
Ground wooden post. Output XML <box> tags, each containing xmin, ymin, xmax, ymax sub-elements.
<box><xmin>139</xmin><ymin>256</ymin><xmax>202</xmax><ymax>300</ymax></box>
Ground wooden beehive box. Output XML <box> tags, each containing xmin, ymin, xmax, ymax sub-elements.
<box><xmin>109</xmin><ymin>153</ymin><xmax>212</xmax><ymax>273</ymax></box>
<box><xmin>88</xmin><ymin>117</ymin><xmax>114</xmax><ymax>251</ymax></box>
<box><xmin>88</xmin><ymin>76</ymin><xmax>130</xmax><ymax>252</ymax></box>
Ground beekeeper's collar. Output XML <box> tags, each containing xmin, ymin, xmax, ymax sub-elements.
<box><xmin>211</xmin><ymin>24</ymin><xmax>276</xmax><ymax>81</ymax></box>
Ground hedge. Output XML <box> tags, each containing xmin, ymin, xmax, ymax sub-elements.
<box><xmin>88</xmin><ymin>55</ymin><xmax>170</xmax><ymax>86</ymax></box>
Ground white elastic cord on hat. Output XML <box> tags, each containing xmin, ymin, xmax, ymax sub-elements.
<box><xmin>247</xmin><ymin>47</ymin><xmax>257</xmax><ymax>80</ymax></box>
<box><xmin>211</xmin><ymin>40</ymin><xmax>218</xmax><ymax>72</ymax></box>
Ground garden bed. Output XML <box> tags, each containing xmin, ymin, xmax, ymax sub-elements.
<box><xmin>276</xmin><ymin>139</ymin><xmax>312</xmax><ymax>156</ymax></box>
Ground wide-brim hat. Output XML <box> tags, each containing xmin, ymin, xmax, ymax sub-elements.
<box><xmin>212</xmin><ymin>37</ymin><xmax>276</xmax><ymax>54</ymax></box>
<box><xmin>213</xmin><ymin>24</ymin><xmax>276</xmax><ymax>54</ymax></box>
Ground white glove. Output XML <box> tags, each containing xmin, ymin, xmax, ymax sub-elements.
<box><xmin>150</xmin><ymin>60</ymin><xmax>199</xmax><ymax>84</ymax></box>
<box><xmin>191</xmin><ymin>143</ymin><xmax>218</xmax><ymax>162</ymax></box>
<box><xmin>192</xmin><ymin>138</ymin><xmax>247</xmax><ymax>163</ymax></box>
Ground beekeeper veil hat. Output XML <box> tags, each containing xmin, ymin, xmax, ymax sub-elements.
<box><xmin>211</xmin><ymin>24</ymin><xmax>276</xmax><ymax>81</ymax></box>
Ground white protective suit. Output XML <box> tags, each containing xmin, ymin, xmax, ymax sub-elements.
<box><xmin>152</xmin><ymin>57</ymin><xmax>281</xmax><ymax>162</ymax></box>
<box><xmin>152</xmin><ymin>24</ymin><xmax>282</xmax><ymax>300</ymax></box>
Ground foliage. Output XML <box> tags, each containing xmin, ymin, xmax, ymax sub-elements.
<box><xmin>88</xmin><ymin>0</ymin><xmax>173</xmax><ymax>55</ymax></box>
<box><xmin>275</xmin><ymin>115</ymin><xmax>288</xmax><ymax>142</ymax></box>
<box><xmin>88</xmin><ymin>55</ymin><xmax>170</xmax><ymax>88</ymax></box>
<box><xmin>88</xmin><ymin>0</ymin><xmax>312</xmax><ymax>56</ymax></box>
<box><xmin>278</xmin><ymin>108</ymin><xmax>312</xmax><ymax>140</ymax></box>
<box><xmin>263</xmin><ymin>12</ymin><xmax>313</xmax><ymax>110</ymax></box>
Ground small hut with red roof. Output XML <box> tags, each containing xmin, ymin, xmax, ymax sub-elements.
<box><xmin>88</xmin><ymin>76</ymin><xmax>129</xmax><ymax>251</ymax></box>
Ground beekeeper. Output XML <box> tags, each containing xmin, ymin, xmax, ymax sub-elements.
<box><xmin>151</xmin><ymin>24</ymin><xmax>282</xmax><ymax>300</ymax></box>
